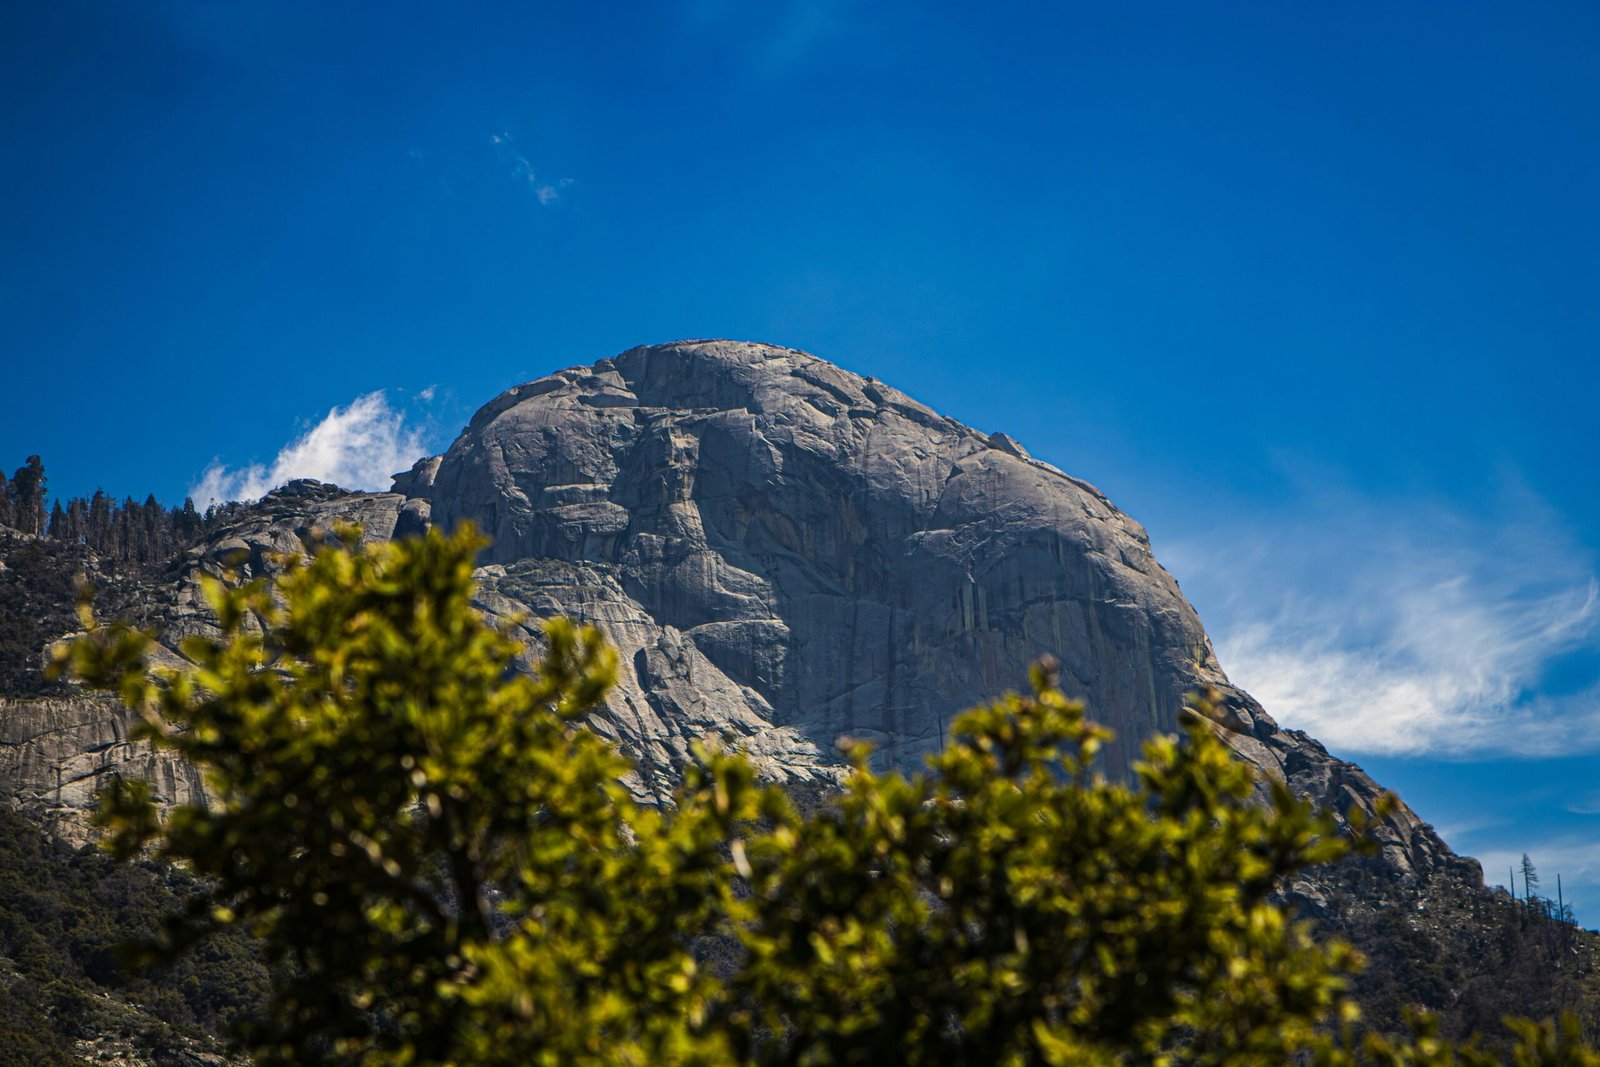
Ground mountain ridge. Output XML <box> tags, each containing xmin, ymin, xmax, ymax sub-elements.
<box><xmin>18</xmin><ymin>339</ymin><xmax>1600</xmax><ymax>1047</ymax></box>
<box><xmin>3</xmin><ymin>341</ymin><xmax>1473</xmax><ymax>890</ymax></box>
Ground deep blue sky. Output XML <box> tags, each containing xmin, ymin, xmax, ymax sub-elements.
<box><xmin>3</xmin><ymin>2</ymin><xmax>1597</xmax><ymax>918</ymax></box>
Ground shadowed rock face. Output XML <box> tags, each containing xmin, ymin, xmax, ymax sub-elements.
<box><xmin>0</xmin><ymin>341</ymin><xmax>1476</xmax><ymax>883</ymax></box>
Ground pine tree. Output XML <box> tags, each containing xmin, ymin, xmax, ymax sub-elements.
<box><xmin>66</xmin><ymin>498</ymin><xmax>87</xmax><ymax>543</ymax></box>
<box><xmin>172</xmin><ymin>497</ymin><xmax>203</xmax><ymax>548</ymax></box>
<box><xmin>11</xmin><ymin>456</ymin><xmax>45</xmax><ymax>535</ymax></box>
<box><xmin>119</xmin><ymin>498</ymin><xmax>132</xmax><ymax>559</ymax></box>
<box><xmin>88</xmin><ymin>490</ymin><xmax>111</xmax><ymax>552</ymax></box>
<box><xmin>3</xmin><ymin>471</ymin><xmax>218</xmax><ymax>562</ymax></box>
<box><xmin>141</xmin><ymin>494</ymin><xmax>164</xmax><ymax>561</ymax></box>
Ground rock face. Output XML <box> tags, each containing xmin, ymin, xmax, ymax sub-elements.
<box><xmin>0</xmin><ymin>481</ymin><xmax>407</xmax><ymax>843</ymax></box>
<box><xmin>0</xmin><ymin>340</ymin><xmax>1475</xmax><ymax>884</ymax></box>
<box><xmin>420</xmin><ymin>340</ymin><xmax>1462</xmax><ymax>879</ymax></box>
<box><xmin>431</xmin><ymin>341</ymin><xmax>1223</xmax><ymax>780</ymax></box>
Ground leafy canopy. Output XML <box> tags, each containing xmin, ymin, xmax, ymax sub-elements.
<box><xmin>58</xmin><ymin>525</ymin><xmax>1599</xmax><ymax>1066</ymax></box>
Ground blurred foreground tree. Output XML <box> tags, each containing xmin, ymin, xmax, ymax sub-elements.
<box><xmin>58</xmin><ymin>526</ymin><xmax>1599</xmax><ymax>1066</ymax></box>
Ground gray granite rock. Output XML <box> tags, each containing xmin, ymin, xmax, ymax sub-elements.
<box><xmin>421</xmin><ymin>339</ymin><xmax>1469</xmax><ymax>881</ymax></box>
<box><xmin>0</xmin><ymin>343</ymin><xmax>1475</xmax><ymax>885</ymax></box>
<box><xmin>0</xmin><ymin>693</ymin><xmax>208</xmax><ymax>845</ymax></box>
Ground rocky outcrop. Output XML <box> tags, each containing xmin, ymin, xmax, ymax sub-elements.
<box><xmin>433</xmin><ymin>341</ymin><xmax>1216</xmax><ymax>780</ymax></box>
<box><xmin>0</xmin><ymin>341</ymin><xmax>1475</xmax><ymax>885</ymax></box>
<box><xmin>0</xmin><ymin>481</ymin><xmax>407</xmax><ymax>841</ymax></box>
<box><xmin>421</xmin><ymin>339</ymin><xmax>1468</xmax><ymax>882</ymax></box>
<box><xmin>0</xmin><ymin>694</ymin><xmax>206</xmax><ymax>845</ymax></box>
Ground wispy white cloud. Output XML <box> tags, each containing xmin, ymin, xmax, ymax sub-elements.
<box><xmin>190</xmin><ymin>392</ymin><xmax>429</xmax><ymax>507</ymax></box>
<box><xmin>1475</xmin><ymin>837</ymin><xmax>1600</xmax><ymax>905</ymax></box>
<box><xmin>490</xmin><ymin>131</ymin><xmax>567</xmax><ymax>204</ymax></box>
<box><xmin>1567</xmin><ymin>791</ymin><xmax>1600</xmax><ymax>816</ymax></box>
<box><xmin>1166</xmin><ymin>488</ymin><xmax>1600</xmax><ymax>759</ymax></box>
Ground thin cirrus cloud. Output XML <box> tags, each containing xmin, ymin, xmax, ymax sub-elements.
<box><xmin>1568</xmin><ymin>791</ymin><xmax>1600</xmax><ymax>816</ymax></box>
<box><xmin>1475</xmin><ymin>837</ymin><xmax>1600</xmax><ymax>904</ymax></box>
<box><xmin>490</xmin><ymin>132</ymin><xmax>569</xmax><ymax>204</ymax></box>
<box><xmin>190</xmin><ymin>391</ymin><xmax>431</xmax><ymax>508</ymax></box>
<box><xmin>1165</xmin><ymin>489</ymin><xmax>1600</xmax><ymax>759</ymax></box>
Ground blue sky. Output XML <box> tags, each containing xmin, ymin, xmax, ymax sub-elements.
<box><xmin>3</xmin><ymin>3</ymin><xmax>1597</xmax><ymax>919</ymax></box>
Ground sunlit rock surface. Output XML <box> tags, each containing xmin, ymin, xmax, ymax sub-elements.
<box><xmin>0</xmin><ymin>341</ymin><xmax>1474</xmax><ymax>882</ymax></box>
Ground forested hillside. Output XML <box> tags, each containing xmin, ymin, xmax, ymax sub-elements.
<box><xmin>0</xmin><ymin>804</ymin><xmax>263</xmax><ymax>1065</ymax></box>
<box><xmin>1305</xmin><ymin>851</ymin><xmax>1600</xmax><ymax>1041</ymax></box>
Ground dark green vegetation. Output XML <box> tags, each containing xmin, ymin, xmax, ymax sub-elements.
<box><xmin>0</xmin><ymin>526</ymin><xmax>187</xmax><ymax>700</ymax></box>
<box><xmin>0</xmin><ymin>803</ymin><xmax>267</xmax><ymax>1066</ymax></box>
<box><xmin>0</xmin><ymin>454</ymin><xmax>253</xmax><ymax>697</ymax></box>
<box><xmin>1</xmin><ymin>453</ymin><xmax>249</xmax><ymax>567</ymax></box>
<box><xmin>55</xmin><ymin>525</ymin><xmax>1600</xmax><ymax>1064</ymax></box>
<box><xmin>0</xmin><ymin>528</ymin><xmax>91</xmax><ymax>697</ymax></box>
